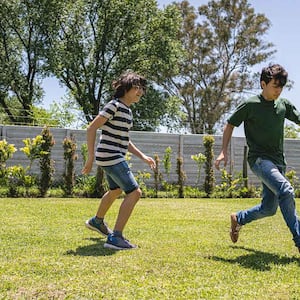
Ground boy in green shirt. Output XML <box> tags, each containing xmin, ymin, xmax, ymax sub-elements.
<box><xmin>215</xmin><ymin>64</ymin><xmax>300</xmax><ymax>253</ymax></box>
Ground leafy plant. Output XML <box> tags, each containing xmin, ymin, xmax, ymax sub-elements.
<box><xmin>176</xmin><ymin>156</ymin><xmax>186</xmax><ymax>198</ymax></box>
<box><xmin>39</xmin><ymin>126</ymin><xmax>55</xmax><ymax>197</ymax></box>
<box><xmin>81</xmin><ymin>143</ymin><xmax>88</xmax><ymax>166</ymax></box>
<box><xmin>6</xmin><ymin>165</ymin><xmax>26</xmax><ymax>197</ymax></box>
<box><xmin>191</xmin><ymin>152</ymin><xmax>206</xmax><ymax>185</ymax></box>
<box><xmin>153</xmin><ymin>154</ymin><xmax>161</xmax><ymax>198</ymax></box>
<box><xmin>21</xmin><ymin>135</ymin><xmax>45</xmax><ymax>170</ymax></box>
<box><xmin>63</xmin><ymin>134</ymin><xmax>78</xmax><ymax>196</ymax></box>
<box><xmin>0</xmin><ymin>139</ymin><xmax>17</xmax><ymax>169</ymax></box>
<box><xmin>203</xmin><ymin>135</ymin><xmax>215</xmax><ymax>197</ymax></box>
<box><xmin>163</xmin><ymin>146</ymin><xmax>172</xmax><ymax>180</ymax></box>
<box><xmin>213</xmin><ymin>169</ymin><xmax>259</xmax><ymax>198</ymax></box>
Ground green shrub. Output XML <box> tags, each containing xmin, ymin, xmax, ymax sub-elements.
<box><xmin>176</xmin><ymin>156</ymin><xmax>185</xmax><ymax>198</ymax></box>
<box><xmin>0</xmin><ymin>140</ymin><xmax>17</xmax><ymax>169</ymax></box>
<box><xmin>191</xmin><ymin>152</ymin><xmax>206</xmax><ymax>185</ymax></box>
<box><xmin>203</xmin><ymin>135</ymin><xmax>215</xmax><ymax>197</ymax></box>
<box><xmin>63</xmin><ymin>135</ymin><xmax>78</xmax><ymax>196</ymax></box>
<box><xmin>39</xmin><ymin>126</ymin><xmax>55</xmax><ymax>197</ymax></box>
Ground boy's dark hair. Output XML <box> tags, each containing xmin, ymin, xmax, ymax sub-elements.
<box><xmin>112</xmin><ymin>70</ymin><xmax>147</xmax><ymax>98</ymax></box>
<box><xmin>260</xmin><ymin>64</ymin><xmax>288</xmax><ymax>88</ymax></box>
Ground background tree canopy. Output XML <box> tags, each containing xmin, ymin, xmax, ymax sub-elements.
<box><xmin>162</xmin><ymin>0</ymin><xmax>275</xmax><ymax>134</ymax></box>
<box><xmin>0</xmin><ymin>0</ymin><xmax>276</xmax><ymax>133</ymax></box>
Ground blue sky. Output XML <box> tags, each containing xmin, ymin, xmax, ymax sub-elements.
<box><xmin>43</xmin><ymin>0</ymin><xmax>300</xmax><ymax>135</ymax></box>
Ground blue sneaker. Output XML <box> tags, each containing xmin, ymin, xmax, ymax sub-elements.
<box><xmin>104</xmin><ymin>233</ymin><xmax>137</xmax><ymax>250</ymax></box>
<box><xmin>85</xmin><ymin>217</ymin><xmax>113</xmax><ymax>237</ymax></box>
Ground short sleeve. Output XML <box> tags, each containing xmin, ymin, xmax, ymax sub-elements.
<box><xmin>227</xmin><ymin>101</ymin><xmax>248</xmax><ymax>127</ymax></box>
<box><xmin>99</xmin><ymin>100</ymin><xmax>118</xmax><ymax>120</ymax></box>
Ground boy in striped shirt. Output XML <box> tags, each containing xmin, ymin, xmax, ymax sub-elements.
<box><xmin>82</xmin><ymin>71</ymin><xmax>155</xmax><ymax>250</ymax></box>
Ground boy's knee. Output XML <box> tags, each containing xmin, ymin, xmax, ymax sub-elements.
<box><xmin>279</xmin><ymin>182</ymin><xmax>294</xmax><ymax>199</ymax></box>
<box><xmin>263</xmin><ymin>206</ymin><xmax>277</xmax><ymax>217</ymax></box>
<box><xmin>135</xmin><ymin>188</ymin><xmax>142</xmax><ymax>199</ymax></box>
<box><xmin>128</xmin><ymin>188</ymin><xmax>142</xmax><ymax>202</ymax></box>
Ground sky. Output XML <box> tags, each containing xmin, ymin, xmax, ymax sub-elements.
<box><xmin>42</xmin><ymin>0</ymin><xmax>300</xmax><ymax>135</ymax></box>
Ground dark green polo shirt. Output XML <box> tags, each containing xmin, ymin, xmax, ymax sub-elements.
<box><xmin>228</xmin><ymin>95</ymin><xmax>300</xmax><ymax>167</ymax></box>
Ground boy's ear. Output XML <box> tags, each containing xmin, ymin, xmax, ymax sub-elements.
<box><xmin>261</xmin><ymin>81</ymin><xmax>266</xmax><ymax>89</ymax></box>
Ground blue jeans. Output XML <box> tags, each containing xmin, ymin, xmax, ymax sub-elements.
<box><xmin>236</xmin><ymin>157</ymin><xmax>300</xmax><ymax>247</ymax></box>
<box><xmin>101</xmin><ymin>161</ymin><xmax>138</xmax><ymax>194</ymax></box>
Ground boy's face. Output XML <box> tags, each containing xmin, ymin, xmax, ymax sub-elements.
<box><xmin>261</xmin><ymin>78</ymin><xmax>283</xmax><ymax>100</ymax></box>
<box><xmin>128</xmin><ymin>85</ymin><xmax>145</xmax><ymax>103</ymax></box>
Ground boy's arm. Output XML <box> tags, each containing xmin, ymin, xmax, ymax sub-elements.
<box><xmin>128</xmin><ymin>141</ymin><xmax>156</xmax><ymax>169</ymax></box>
<box><xmin>82</xmin><ymin>115</ymin><xmax>108</xmax><ymax>174</ymax></box>
<box><xmin>214</xmin><ymin>123</ymin><xmax>235</xmax><ymax>170</ymax></box>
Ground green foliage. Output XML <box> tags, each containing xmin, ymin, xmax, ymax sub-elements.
<box><xmin>0</xmin><ymin>139</ymin><xmax>17</xmax><ymax>168</ymax></box>
<box><xmin>45</xmin><ymin>0</ymin><xmax>183</xmax><ymax>125</ymax></box>
<box><xmin>164</xmin><ymin>0</ymin><xmax>275</xmax><ymax>133</ymax></box>
<box><xmin>135</xmin><ymin>170</ymin><xmax>151</xmax><ymax>196</ymax></box>
<box><xmin>20</xmin><ymin>135</ymin><xmax>45</xmax><ymax>169</ymax></box>
<box><xmin>6</xmin><ymin>165</ymin><xmax>25</xmax><ymax>197</ymax></box>
<box><xmin>153</xmin><ymin>154</ymin><xmax>161</xmax><ymax>198</ymax></box>
<box><xmin>132</xmin><ymin>87</ymin><xmax>175</xmax><ymax>132</ymax></box>
<box><xmin>163</xmin><ymin>146</ymin><xmax>172</xmax><ymax>179</ymax></box>
<box><xmin>286</xmin><ymin>169</ymin><xmax>299</xmax><ymax>188</ymax></box>
<box><xmin>63</xmin><ymin>135</ymin><xmax>78</xmax><ymax>196</ymax></box>
<box><xmin>39</xmin><ymin>126</ymin><xmax>55</xmax><ymax>197</ymax></box>
<box><xmin>213</xmin><ymin>169</ymin><xmax>258</xmax><ymax>198</ymax></box>
<box><xmin>81</xmin><ymin>143</ymin><xmax>88</xmax><ymax>166</ymax></box>
<box><xmin>203</xmin><ymin>135</ymin><xmax>215</xmax><ymax>197</ymax></box>
<box><xmin>48</xmin><ymin>100</ymin><xmax>80</xmax><ymax>129</ymax></box>
<box><xmin>0</xmin><ymin>0</ymin><xmax>50</xmax><ymax>125</ymax></box>
<box><xmin>284</xmin><ymin>124</ymin><xmax>300</xmax><ymax>138</ymax></box>
<box><xmin>191</xmin><ymin>152</ymin><xmax>207</xmax><ymax>185</ymax></box>
<box><xmin>286</xmin><ymin>169</ymin><xmax>300</xmax><ymax>197</ymax></box>
<box><xmin>176</xmin><ymin>156</ymin><xmax>186</xmax><ymax>198</ymax></box>
<box><xmin>75</xmin><ymin>175</ymin><xmax>97</xmax><ymax>197</ymax></box>
<box><xmin>94</xmin><ymin>166</ymin><xmax>106</xmax><ymax>198</ymax></box>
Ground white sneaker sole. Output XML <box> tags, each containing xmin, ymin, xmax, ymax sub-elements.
<box><xmin>85</xmin><ymin>220</ymin><xmax>108</xmax><ymax>237</ymax></box>
<box><xmin>103</xmin><ymin>242</ymin><xmax>137</xmax><ymax>250</ymax></box>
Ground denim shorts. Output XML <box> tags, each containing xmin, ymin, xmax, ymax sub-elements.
<box><xmin>101</xmin><ymin>161</ymin><xmax>138</xmax><ymax>194</ymax></box>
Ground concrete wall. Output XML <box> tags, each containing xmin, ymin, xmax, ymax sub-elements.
<box><xmin>2</xmin><ymin>125</ymin><xmax>300</xmax><ymax>187</ymax></box>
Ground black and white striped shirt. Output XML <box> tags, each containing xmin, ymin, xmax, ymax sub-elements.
<box><xmin>95</xmin><ymin>99</ymin><xmax>133</xmax><ymax>166</ymax></box>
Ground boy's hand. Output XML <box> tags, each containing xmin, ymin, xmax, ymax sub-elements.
<box><xmin>82</xmin><ymin>156</ymin><xmax>94</xmax><ymax>174</ymax></box>
<box><xmin>144</xmin><ymin>156</ymin><xmax>156</xmax><ymax>170</ymax></box>
<box><xmin>215</xmin><ymin>152</ymin><xmax>227</xmax><ymax>170</ymax></box>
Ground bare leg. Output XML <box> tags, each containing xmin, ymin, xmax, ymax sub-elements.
<box><xmin>114</xmin><ymin>188</ymin><xmax>142</xmax><ymax>232</ymax></box>
<box><xmin>96</xmin><ymin>188</ymin><xmax>122</xmax><ymax>218</ymax></box>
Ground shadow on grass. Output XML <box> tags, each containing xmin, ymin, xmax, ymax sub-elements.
<box><xmin>64</xmin><ymin>238</ymin><xmax>117</xmax><ymax>256</ymax></box>
<box><xmin>208</xmin><ymin>246</ymin><xmax>300</xmax><ymax>271</ymax></box>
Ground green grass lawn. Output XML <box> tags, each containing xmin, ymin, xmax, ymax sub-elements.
<box><xmin>1</xmin><ymin>197</ymin><xmax>299</xmax><ymax>299</ymax></box>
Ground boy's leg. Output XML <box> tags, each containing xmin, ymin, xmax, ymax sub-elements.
<box><xmin>96</xmin><ymin>188</ymin><xmax>122</xmax><ymax>218</ymax></box>
<box><xmin>113</xmin><ymin>188</ymin><xmax>142</xmax><ymax>232</ymax></box>
<box><xmin>85</xmin><ymin>188</ymin><xmax>122</xmax><ymax>236</ymax></box>
<box><xmin>101</xmin><ymin>161</ymin><xmax>141</xmax><ymax>250</ymax></box>
<box><xmin>237</xmin><ymin>183</ymin><xmax>278</xmax><ymax>225</ymax></box>
<box><xmin>235</xmin><ymin>158</ymin><xmax>300</xmax><ymax>249</ymax></box>
<box><xmin>231</xmin><ymin>183</ymin><xmax>277</xmax><ymax>243</ymax></box>
<box><xmin>104</xmin><ymin>188</ymin><xmax>142</xmax><ymax>250</ymax></box>
<box><xmin>278</xmin><ymin>189</ymin><xmax>300</xmax><ymax>248</ymax></box>
<box><xmin>237</xmin><ymin>158</ymin><xmax>282</xmax><ymax>226</ymax></box>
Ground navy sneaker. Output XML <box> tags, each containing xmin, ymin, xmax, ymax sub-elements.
<box><xmin>85</xmin><ymin>217</ymin><xmax>113</xmax><ymax>237</ymax></box>
<box><xmin>104</xmin><ymin>233</ymin><xmax>137</xmax><ymax>250</ymax></box>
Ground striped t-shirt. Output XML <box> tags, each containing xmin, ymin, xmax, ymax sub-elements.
<box><xmin>95</xmin><ymin>99</ymin><xmax>133</xmax><ymax>166</ymax></box>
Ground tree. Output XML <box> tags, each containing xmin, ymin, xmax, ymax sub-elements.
<box><xmin>0</xmin><ymin>0</ymin><xmax>61</xmax><ymax>124</ymax></box>
<box><xmin>163</xmin><ymin>0</ymin><xmax>275</xmax><ymax>134</ymax></box>
<box><xmin>45</xmin><ymin>0</ymin><xmax>183</xmax><ymax>126</ymax></box>
<box><xmin>284</xmin><ymin>123</ymin><xmax>300</xmax><ymax>139</ymax></box>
